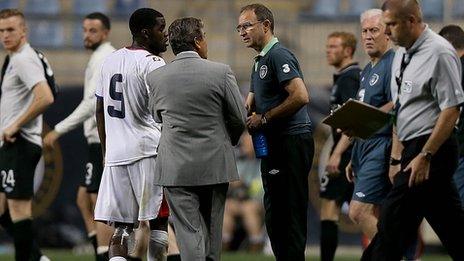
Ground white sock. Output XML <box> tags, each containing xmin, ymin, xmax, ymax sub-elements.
<box><xmin>109</xmin><ymin>257</ymin><xmax>126</xmax><ymax>261</ymax></box>
<box><xmin>97</xmin><ymin>246</ymin><xmax>109</xmax><ymax>254</ymax></box>
<box><xmin>147</xmin><ymin>230</ymin><xmax>168</xmax><ymax>261</ymax></box>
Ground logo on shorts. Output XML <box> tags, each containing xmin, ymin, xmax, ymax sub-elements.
<box><xmin>259</xmin><ymin>65</ymin><xmax>268</xmax><ymax>79</ymax></box>
<box><xmin>282</xmin><ymin>64</ymin><xmax>290</xmax><ymax>73</ymax></box>
<box><xmin>369</xmin><ymin>74</ymin><xmax>379</xmax><ymax>86</ymax></box>
<box><xmin>355</xmin><ymin>192</ymin><xmax>366</xmax><ymax>198</ymax></box>
<box><xmin>268</xmin><ymin>169</ymin><xmax>280</xmax><ymax>175</ymax></box>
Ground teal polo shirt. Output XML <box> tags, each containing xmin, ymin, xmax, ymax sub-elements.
<box><xmin>250</xmin><ymin>37</ymin><xmax>311</xmax><ymax>136</ymax></box>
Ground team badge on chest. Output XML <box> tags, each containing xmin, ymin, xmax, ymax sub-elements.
<box><xmin>369</xmin><ymin>74</ymin><xmax>379</xmax><ymax>86</ymax></box>
<box><xmin>259</xmin><ymin>65</ymin><xmax>268</xmax><ymax>79</ymax></box>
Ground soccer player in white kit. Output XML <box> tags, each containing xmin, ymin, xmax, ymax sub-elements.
<box><xmin>94</xmin><ymin>8</ymin><xmax>169</xmax><ymax>261</ymax></box>
<box><xmin>43</xmin><ymin>12</ymin><xmax>116</xmax><ymax>261</ymax></box>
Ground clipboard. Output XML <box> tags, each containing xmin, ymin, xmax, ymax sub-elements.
<box><xmin>322</xmin><ymin>99</ymin><xmax>393</xmax><ymax>139</ymax></box>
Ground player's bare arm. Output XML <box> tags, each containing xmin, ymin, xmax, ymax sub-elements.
<box><xmin>326</xmin><ymin>134</ymin><xmax>352</xmax><ymax>174</ymax></box>
<box><xmin>95</xmin><ymin>98</ymin><xmax>106</xmax><ymax>159</ymax></box>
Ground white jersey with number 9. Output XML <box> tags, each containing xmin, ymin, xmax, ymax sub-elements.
<box><xmin>96</xmin><ymin>47</ymin><xmax>165</xmax><ymax>166</ymax></box>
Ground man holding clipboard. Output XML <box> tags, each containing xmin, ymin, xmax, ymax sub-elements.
<box><xmin>345</xmin><ymin>9</ymin><xmax>395</xmax><ymax>242</ymax></box>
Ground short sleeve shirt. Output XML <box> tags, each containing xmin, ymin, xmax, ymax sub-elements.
<box><xmin>0</xmin><ymin>43</ymin><xmax>46</xmax><ymax>147</ymax></box>
<box><xmin>250</xmin><ymin>38</ymin><xmax>311</xmax><ymax>136</ymax></box>
<box><xmin>330</xmin><ymin>62</ymin><xmax>361</xmax><ymax>147</ymax></box>
<box><xmin>392</xmin><ymin>27</ymin><xmax>464</xmax><ymax>142</ymax></box>
<box><xmin>96</xmin><ymin>47</ymin><xmax>165</xmax><ymax>166</ymax></box>
<box><xmin>357</xmin><ymin>49</ymin><xmax>395</xmax><ymax>137</ymax></box>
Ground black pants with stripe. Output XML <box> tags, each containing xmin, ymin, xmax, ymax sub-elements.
<box><xmin>362</xmin><ymin>134</ymin><xmax>464</xmax><ymax>261</ymax></box>
<box><xmin>261</xmin><ymin>132</ymin><xmax>314</xmax><ymax>261</ymax></box>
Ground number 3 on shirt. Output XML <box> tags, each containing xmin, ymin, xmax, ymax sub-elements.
<box><xmin>107</xmin><ymin>73</ymin><xmax>125</xmax><ymax>118</ymax></box>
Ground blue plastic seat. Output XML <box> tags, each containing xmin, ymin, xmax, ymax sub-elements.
<box><xmin>346</xmin><ymin>0</ymin><xmax>375</xmax><ymax>16</ymax></box>
<box><xmin>312</xmin><ymin>0</ymin><xmax>340</xmax><ymax>17</ymax></box>
<box><xmin>24</xmin><ymin>0</ymin><xmax>60</xmax><ymax>15</ymax></box>
<box><xmin>28</xmin><ymin>20</ymin><xmax>64</xmax><ymax>48</ymax></box>
<box><xmin>452</xmin><ymin>0</ymin><xmax>464</xmax><ymax>18</ymax></box>
<box><xmin>421</xmin><ymin>0</ymin><xmax>443</xmax><ymax>19</ymax></box>
<box><xmin>0</xmin><ymin>0</ymin><xmax>19</xmax><ymax>9</ymax></box>
<box><xmin>73</xmin><ymin>0</ymin><xmax>108</xmax><ymax>16</ymax></box>
<box><xmin>113</xmin><ymin>0</ymin><xmax>146</xmax><ymax>16</ymax></box>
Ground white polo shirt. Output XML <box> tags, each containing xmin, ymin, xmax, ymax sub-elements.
<box><xmin>0</xmin><ymin>43</ymin><xmax>46</xmax><ymax>147</ymax></box>
<box><xmin>392</xmin><ymin>26</ymin><xmax>464</xmax><ymax>141</ymax></box>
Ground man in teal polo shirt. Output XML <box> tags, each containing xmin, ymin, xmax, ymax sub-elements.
<box><xmin>237</xmin><ymin>3</ymin><xmax>314</xmax><ymax>260</ymax></box>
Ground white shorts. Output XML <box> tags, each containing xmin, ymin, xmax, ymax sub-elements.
<box><xmin>94</xmin><ymin>156</ymin><xmax>163</xmax><ymax>224</ymax></box>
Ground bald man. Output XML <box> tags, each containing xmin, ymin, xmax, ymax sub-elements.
<box><xmin>362</xmin><ymin>1</ymin><xmax>464</xmax><ymax>260</ymax></box>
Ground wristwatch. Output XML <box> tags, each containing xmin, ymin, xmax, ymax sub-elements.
<box><xmin>420</xmin><ymin>150</ymin><xmax>433</xmax><ymax>161</ymax></box>
<box><xmin>390</xmin><ymin>157</ymin><xmax>401</xmax><ymax>166</ymax></box>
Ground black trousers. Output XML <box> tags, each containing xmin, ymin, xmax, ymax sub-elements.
<box><xmin>362</xmin><ymin>135</ymin><xmax>464</xmax><ymax>261</ymax></box>
<box><xmin>261</xmin><ymin>132</ymin><xmax>314</xmax><ymax>261</ymax></box>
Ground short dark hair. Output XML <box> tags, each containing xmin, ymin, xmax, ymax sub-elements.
<box><xmin>85</xmin><ymin>12</ymin><xmax>111</xmax><ymax>30</ymax></box>
<box><xmin>129</xmin><ymin>8</ymin><xmax>164</xmax><ymax>36</ymax></box>
<box><xmin>240</xmin><ymin>4</ymin><xmax>274</xmax><ymax>33</ymax></box>
<box><xmin>328</xmin><ymin>31</ymin><xmax>357</xmax><ymax>57</ymax></box>
<box><xmin>168</xmin><ymin>17</ymin><xmax>204</xmax><ymax>55</ymax></box>
<box><xmin>0</xmin><ymin>8</ymin><xmax>25</xmax><ymax>22</ymax></box>
<box><xmin>439</xmin><ymin>25</ymin><xmax>464</xmax><ymax>50</ymax></box>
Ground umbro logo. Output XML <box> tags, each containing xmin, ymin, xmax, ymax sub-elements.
<box><xmin>268</xmin><ymin>169</ymin><xmax>280</xmax><ymax>175</ymax></box>
<box><xmin>355</xmin><ymin>192</ymin><xmax>366</xmax><ymax>198</ymax></box>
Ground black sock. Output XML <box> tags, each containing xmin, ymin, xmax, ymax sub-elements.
<box><xmin>89</xmin><ymin>234</ymin><xmax>98</xmax><ymax>255</ymax></box>
<box><xmin>167</xmin><ymin>254</ymin><xmax>181</xmax><ymax>261</ymax></box>
<box><xmin>320</xmin><ymin>220</ymin><xmax>338</xmax><ymax>261</ymax></box>
<box><xmin>0</xmin><ymin>209</ymin><xmax>14</xmax><ymax>235</ymax></box>
<box><xmin>13</xmin><ymin>219</ymin><xmax>34</xmax><ymax>261</ymax></box>
<box><xmin>30</xmin><ymin>240</ymin><xmax>44</xmax><ymax>261</ymax></box>
<box><xmin>96</xmin><ymin>251</ymin><xmax>109</xmax><ymax>261</ymax></box>
<box><xmin>127</xmin><ymin>257</ymin><xmax>142</xmax><ymax>261</ymax></box>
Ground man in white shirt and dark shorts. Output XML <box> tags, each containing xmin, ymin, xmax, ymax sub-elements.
<box><xmin>43</xmin><ymin>12</ymin><xmax>116</xmax><ymax>261</ymax></box>
<box><xmin>94</xmin><ymin>8</ymin><xmax>169</xmax><ymax>261</ymax></box>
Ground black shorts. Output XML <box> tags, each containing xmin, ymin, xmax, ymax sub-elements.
<box><xmin>0</xmin><ymin>135</ymin><xmax>42</xmax><ymax>199</ymax></box>
<box><xmin>80</xmin><ymin>143</ymin><xmax>103</xmax><ymax>193</ymax></box>
<box><xmin>319</xmin><ymin>152</ymin><xmax>353</xmax><ymax>205</ymax></box>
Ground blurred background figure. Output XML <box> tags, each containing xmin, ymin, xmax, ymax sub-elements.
<box><xmin>222</xmin><ymin>132</ymin><xmax>265</xmax><ymax>253</ymax></box>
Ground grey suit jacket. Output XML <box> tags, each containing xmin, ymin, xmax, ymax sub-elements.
<box><xmin>147</xmin><ymin>51</ymin><xmax>246</xmax><ymax>186</ymax></box>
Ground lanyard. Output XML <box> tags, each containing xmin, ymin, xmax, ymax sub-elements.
<box><xmin>393</xmin><ymin>52</ymin><xmax>414</xmax><ymax>124</ymax></box>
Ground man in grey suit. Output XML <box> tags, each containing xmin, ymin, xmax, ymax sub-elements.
<box><xmin>147</xmin><ymin>17</ymin><xmax>247</xmax><ymax>261</ymax></box>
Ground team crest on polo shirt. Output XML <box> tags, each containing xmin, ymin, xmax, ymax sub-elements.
<box><xmin>402</xmin><ymin>81</ymin><xmax>413</xmax><ymax>93</ymax></box>
<box><xmin>369</xmin><ymin>74</ymin><xmax>379</xmax><ymax>86</ymax></box>
<box><xmin>259</xmin><ymin>65</ymin><xmax>268</xmax><ymax>79</ymax></box>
